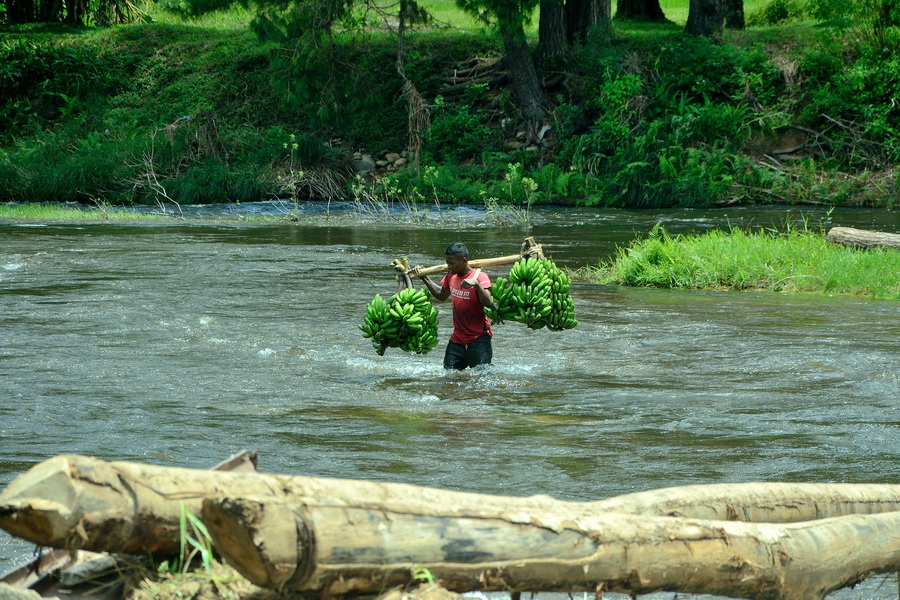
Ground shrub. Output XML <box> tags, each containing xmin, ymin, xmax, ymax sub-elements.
<box><xmin>423</xmin><ymin>97</ymin><xmax>499</xmax><ymax>164</ymax></box>
<box><xmin>0</xmin><ymin>39</ymin><xmax>115</xmax><ymax>141</ymax></box>
<box><xmin>747</xmin><ymin>0</ymin><xmax>810</xmax><ymax>25</ymax></box>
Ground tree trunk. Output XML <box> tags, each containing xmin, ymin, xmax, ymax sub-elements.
<box><xmin>6</xmin><ymin>0</ymin><xmax>34</xmax><ymax>23</ymax></box>
<box><xmin>685</xmin><ymin>0</ymin><xmax>723</xmax><ymax>37</ymax></box>
<box><xmin>722</xmin><ymin>0</ymin><xmax>744</xmax><ymax>28</ymax></box>
<box><xmin>203</xmin><ymin>494</ymin><xmax>900</xmax><ymax>599</ymax></box>
<box><xmin>395</xmin><ymin>0</ymin><xmax>429</xmax><ymax>173</ymax></box>
<box><xmin>8</xmin><ymin>455</ymin><xmax>900</xmax><ymax>574</ymax></box>
<box><xmin>537</xmin><ymin>0</ymin><xmax>567</xmax><ymax>66</ymax></box>
<box><xmin>0</xmin><ymin>454</ymin><xmax>269</xmax><ymax>554</ymax></box>
<box><xmin>565</xmin><ymin>0</ymin><xmax>611</xmax><ymax>43</ymax></box>
<box><xmin>500</xmin><ymin>20</ymin><xmax>546</xmax><ymax>142</ymax></box>
<box><xmin>615</xmin><ymin>0</ymin><xmax>666</xmax><ymax>22</ymax></box>
<box><xmin>825</xmin><ymin>226</ymin><xmax>900</xmax><ymax>249</ymax></box>
<box><xmin>41</xmin><ymin>0</ymin><xmax>64</xmax><ymax>23</ymax></box>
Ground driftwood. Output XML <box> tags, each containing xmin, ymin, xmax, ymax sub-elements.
<box><xmin>0</xmin><ymin>453</ymin><xmax>258</xmax><ymax>555</ymax></box>
<box><xmin>203</xmin><ymin>495</ymin><xmax>900</xmax><ymax>600</ymax></box>
<box><xmin>390</xmin><ymin>237</ymin><xmax>544</xmax><ymax>279</ymax></box>
<box><xmin>0</xmin><ymin>551</ymin><xmax>124</xmax><ymax>600</ymax></box>
<box><xmin>7</xmin><ymin>455</ymin><xmax>900</xmax><ymax>553</ymax></box>
<box><xmin>0</xmin><ymin>451</ymin><xmax>258</xmax><ymax>600</ymax></box>
<box><xmin>7</xmin><ymin>456</ymin><xmax>900</xmax><ymax>599</ymax></box>
<box><xmin>439</xmin><ymin>57</ymin><xmax>505</xmax><ymax>97</ymax></box>
<box><xmin>825</xmin><ymin>226</ymin><xmax>900</xmax><ymax>249</ymax></box>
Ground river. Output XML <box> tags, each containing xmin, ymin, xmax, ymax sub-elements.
<box><xmin>1</xmin><ymin>204</ymin><xmax>899</xmax><ymax>599</ymax></box>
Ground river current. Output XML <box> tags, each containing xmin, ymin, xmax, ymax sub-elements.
<box><xmin>1</xmin><ymin>204</ymin><xmax>899</xmax><ymax>599</ymax></box>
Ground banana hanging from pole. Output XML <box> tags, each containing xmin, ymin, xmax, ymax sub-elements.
<box><xmin>359</xmin><ymin>288</ymin><xmax>439</xmax><ymax>356</ymax></box>
<box><xmin>486</xmin><ymin>257</ymin><xmax>576</xmax><ymax>331</ymax></box>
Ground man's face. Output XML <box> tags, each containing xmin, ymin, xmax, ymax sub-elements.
<box><xmin>445</xmin><ymin>254</ymin><xmax>468</xmax><ymax>276</ymax></box>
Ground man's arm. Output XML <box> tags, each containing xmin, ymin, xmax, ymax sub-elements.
<box><xmin>410</xmin><ymin>267</ymin><xmax>450</xmax><ymax>301</ymax></box>
<box><xmin>473</xmin><ymin>282</ymin><xmax>492</xmax><ymax>307</ymax></box>
<box><xmin>462</xmin><ymin>270</ymin><xmax>492</xmax><ymax>307</ymax></box>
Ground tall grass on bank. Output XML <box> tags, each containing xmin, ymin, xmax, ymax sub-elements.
<box><xmin>0</xmin><ymin>202</ymin><xmax>163</xmax><ymax>220</ymax></box>
<box><xmin>586</xmin><ymin>224</ymin><xmax>900</xmax><ymax>299</ymax></box>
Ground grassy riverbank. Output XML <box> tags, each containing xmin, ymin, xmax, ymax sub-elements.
<box><xmin>1</xmin><ymin>1</ymin><xmax>899</xmax><ymax>208</ymax></box>
<box><xmin>584</xmin><ymin>225</ymin><xmax>900</xmax><ymax>299</ymax></box>
<box><xmin>0</xmin><ymin>202</ymin><xmax>164</xmax><ymax>220</ymax></box>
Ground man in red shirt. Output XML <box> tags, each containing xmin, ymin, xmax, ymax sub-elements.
<box><xmin>412</xmin><ymin>242</ymin><xmax>493</xmax><ymax>370</ymax></box>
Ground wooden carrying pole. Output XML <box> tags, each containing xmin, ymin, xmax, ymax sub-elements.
<box><xmin>391</xmin><ymin>236</ymin><xmax>544</xmax><ymax>278</ymax></box>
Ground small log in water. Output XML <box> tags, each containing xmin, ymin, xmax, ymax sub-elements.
<box><xmin>825</xmin><ymin>226</ymin><xmax>900</xmax><ymax>249</ymax></box>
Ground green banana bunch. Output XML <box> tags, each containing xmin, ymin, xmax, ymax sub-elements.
<box><xmin>542</xmin><ymin>259</ymin><xmax>577</xmax><ymax>331</ymax></box>
<box><xmin>488</xmin><ymin>257</ymin><xmax>576</xmax><ymax>331</ymax></box>
<box><xmin>485</xmin><ymin>277</ymin><xmax>518</xmax><ymax>325</ymax></box>
<box><xmin>360</xmin><ymin>288</ymin><xmax>439</xmax><ymax>356</ymax></box>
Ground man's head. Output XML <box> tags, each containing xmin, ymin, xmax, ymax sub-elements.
<box><xmin>445</xmin><ymin>242</ymin><xmax>468</xmax><ymax>259</ymax></box>
<box><xmin>445</xmin><ymin>242</ymin><xmax>470</xmax><ymax>276</ymax></box>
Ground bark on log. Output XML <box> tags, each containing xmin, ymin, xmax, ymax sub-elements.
<box><xmin>0</xmin><ymin>454</ymin><xmax>279</xmax><ymax>554</ymax></box>
<box><xmin>6</xmin><ymin>455</ymin><xmax>900</xmax><ymax>554</ymax></box>
<box><xmin>590</xmin><ymin>481</ymin><xmax>900</xmax><ymax>521</ymax></box>
<box><xmin>202</xmin><ymin>494</ymin><xmax>900</xmax><ymax>600</ymax></box>
<box><xmin>825</xmin><ymin>226</ymin><xmax>900</xmax><ymax>249</ymax></box>
<box><xmin>7</xmin><ymin>455</ymin><xmax>900</xmax><ymax>555</ymax></box>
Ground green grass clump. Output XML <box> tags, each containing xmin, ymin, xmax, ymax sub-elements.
<box><xmin>0</xmin><ymin>202</ymin><xmax>163</xmax><ymax>220</ymax></box>
<box><xmin>588</xmin><ymin>224</ymin><xmax>900</xmax><ymax>299</ymax></box>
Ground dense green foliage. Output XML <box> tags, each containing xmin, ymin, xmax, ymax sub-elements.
<box><xmin>3</xmin><ymin>0</ymin><xmax>143</xmax><ymax>25</ymax></box>
<box><xmin>588</xmin><ymin>223</ymin><xmax>900</xmax><ymax>298</ymax></box>
<box><xmin>1</xmin><ymin>0</ymin><xmax>899</xmax><ymax>208</ymax></box>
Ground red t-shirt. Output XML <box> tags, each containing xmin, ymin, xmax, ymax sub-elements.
<box><xmin>441</xmin><ymin>269</ymin><xmax>493</xmax><ymax>345</ymax></box>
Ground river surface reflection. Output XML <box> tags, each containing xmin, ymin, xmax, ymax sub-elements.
<box><xmin>1</xmin><ymin>204</ymin><xmax>899</xmax><ymax>599</ymax></box>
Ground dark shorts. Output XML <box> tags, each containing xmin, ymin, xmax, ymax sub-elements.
<box><xmin>444</xmin><ymin>334</ymin><xmax>492</xmax><ymax>370</ymax></box>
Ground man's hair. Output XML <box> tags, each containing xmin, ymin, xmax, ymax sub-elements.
<box><xmin>445</xmin><ymin>242</ymin><xmax>468</xmax><ymax>258</ymax></box>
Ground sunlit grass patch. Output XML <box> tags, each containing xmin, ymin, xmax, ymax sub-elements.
<box><xmin>141</xmin><ymin>3</ymin><xmax>256</xmax><ymax>29</ymax></box>
<box><xmin>0</xmin><ymin>203</ymin><xmax>164</xmax><ymax>220</ymax></box>
<box><xmin>411</xmin><ymin>0</ymin><xmax>491</xmax><ymax>31</ymax></box>
<box><xmin>584</xmin><ymin>224</ymin><xmax>900</xmax><ymax>299</ymax></box>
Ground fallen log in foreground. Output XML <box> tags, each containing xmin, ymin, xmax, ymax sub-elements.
<box><xmin>203</xmin><ymin>494</ymin><xmax>900</xmax><ymax>600</ymax></box>
<box><xmin>6</xmin><ymin>455</ymin><xmax>900</xmax><ymax>555</ymax></box>
<box><xmin>6</xmin><ymin>456</ymin><xmax>900</xmax><ymax>599</ymax></box>
<box><xmin>826</xmin><ymin>226</ymin><xmax>900</xmax><ymax>249</ymax></box>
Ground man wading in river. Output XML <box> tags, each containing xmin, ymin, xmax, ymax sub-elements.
<box><xmin>411</xmin><ymin>243</ymin><xmax>493</xmax><ymax>370</ymax></box>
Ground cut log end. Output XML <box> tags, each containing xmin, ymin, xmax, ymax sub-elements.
<box><xmin>202</xmin><ymin>497</ymin><xmax>299</xmax><ymax>590</ymax></box>
<box><xmin>0</xmin><ymin>499</ymin><xmax>74</xmax><ymax>547</ymax></box>
<box><xmin>0</xmin><ymin>455</ymin><xmax>133</xmax><ymax>551</ymax></box>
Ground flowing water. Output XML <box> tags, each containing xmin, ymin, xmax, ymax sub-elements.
<box><xmin>2</xmin><ymin>204</ymin><xmax>899</xmax><ymax>599</ymax></box>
